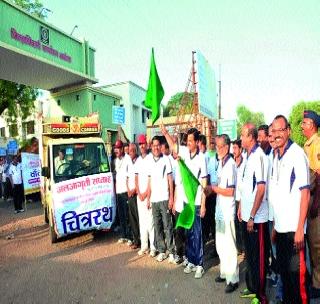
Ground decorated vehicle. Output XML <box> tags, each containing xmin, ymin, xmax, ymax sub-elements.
<box><xmin>40</xmin><ymin>115</ymin><xmax>115</xmax><ymax>243</ymax></box>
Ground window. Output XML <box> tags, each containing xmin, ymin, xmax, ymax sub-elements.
<box><xmin>23</xmin><ymin>121</ymin><xmax>35</xmax><ymax>135</ymax></box>
<box><xmin>57</xmin><ymin>99</ymin><xmax>61</xmax><ymax>106</ymax></box>
<box><xmin>9</xmin><ymin>124</ymin><xmax>18</xmax><ymax>137</ymax></box>
<box><xmin>0</xmin><ymin>127</ymin><xmax>5</xmax><ymax>137</ymax></box>
<box><xmin>142</xmin><ymin>109</ymin><xmax>145</xmax><ymax>123</ymax></box>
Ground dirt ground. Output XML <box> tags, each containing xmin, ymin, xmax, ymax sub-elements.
<box><xmin>0</xmin><ymin>198</ymin><xmax>316</xmax><ymax>304</ymax></box>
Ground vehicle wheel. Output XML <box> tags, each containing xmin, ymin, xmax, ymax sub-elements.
<box><xmin>49</xmin><ymin>212</ymin><xmax>58</xmax><ymax>244</ymax></box>
<box><xmin>44</xmin><ymin>205</ymin><xmax>49</xmax><ymax>224</ymax></box>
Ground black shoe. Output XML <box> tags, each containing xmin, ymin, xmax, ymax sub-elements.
<box><xmin>225</xmin><ymin>282</ymin><xmax>239</xmax><ymax>293</ymax></box>
<box><xmin>215</xmin><ymin>276</ymin><xmax>226</xmax><ymax>283</ymax></box>
<box><xmin>310</xmin><ymin>286</ymin><xmax>320</xmax><ymax>299</ymax></box>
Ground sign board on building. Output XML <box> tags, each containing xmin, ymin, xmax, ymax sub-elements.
<box><xmin>196</xmin><ymin>50</ymin><xmax>217</xmax><ymax>120</ymax></box>
<box><xmin>112</xmin><ymin>106</ymin><xmax>125</xmax><ymax>125</ymax></box>
<box><xmin>217</xmin><ymin>119</ymin><xmax>237</xmax><ymax>141</ymax></box>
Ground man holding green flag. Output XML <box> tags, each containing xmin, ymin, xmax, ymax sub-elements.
<box><xmin>144</xmin><ymin>48</ymin><xmax>164</xmax><ymax>125</ymax></box>
<box><xmin>160</xmin><ymin>124</ymin><xmax>207</xmax><ymax>279</ymax></box>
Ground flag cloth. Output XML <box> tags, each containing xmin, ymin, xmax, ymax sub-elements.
<box><xmin>176</xmin><ymin>159</ymin><xmax>200</xmax><ymax>229</ymax></box>
<box><xmin>144</xmin><ymin>48</ymin><xmax>164</xmax><ymax>125</ymax></box>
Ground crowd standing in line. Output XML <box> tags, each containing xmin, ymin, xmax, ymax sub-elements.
<box><xmin>107</xmin><ymin>111</ymin><xmax>319</xmax><ymax>303</ymax></box>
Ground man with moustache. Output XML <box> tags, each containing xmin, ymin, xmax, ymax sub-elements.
<box><xmin>135</xmin><ymin>135</ymin><xmax>156</xmax><ymax>257</ymax></box>
<box><xmin>258</xmin><ymin>125</ymin><xmax>272</xmax><ymax>155</ymax></box>
<box><xmin>238</xmin><ymin>123</ymin><xmax>269</xmax><ymax>304</ymax></box>
<box><xmin>270</xmin><ymin>115</ymin><xmax>310</xmax><ymax>303</ymax></box>
<box><xmin>114</xmin><ymin>140</ymin><xmax>132</xmax><ymax>244</ymax></box>
<box><xmin>301</xmin><ymin>110</ymin><xmax>320</xmax><ymax>299</ymax></box>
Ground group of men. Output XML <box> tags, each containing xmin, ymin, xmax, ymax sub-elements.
<box><xmin>113</xmin><ymin>110</ymin><xmax>320</xmax><ymax>304</ymax></box>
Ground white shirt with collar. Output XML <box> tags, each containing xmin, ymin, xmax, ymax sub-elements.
<box><xmin>135</xmin><ymin>154</ymin><xmax>150</xmax><ymax>194</ymax></box>
<box><xmin>269</xmin><ymin>140</ymin><xmax>310</xmax><ymax>233</ymax></box>
<box><xmin>148</xmin><ymin>154</ymin><xmax>172</xmax><ymax>203</ymax></box>
<box><xmin>240</xmin><ymin>144</ymin><xmax>269</xmax><ymax>223</ymax></box>
<box><xmin>215</xmin><ymin>155</ymin><xmax>237</xmax><ymax>221</ymax></box>
<box><xmin>179</xmin><ymin>145</ymin><xmax>207</xmax><ymax>206</ymax></box>
<box><xmin>9</xmin><ymin>162</ymin><xmax>22</xmax><ymax>185</ymax></box>
<box><xmin>115</xmin><ymin>153</ymin><xmax>131</xmax><ymax>194</ymax></box>
<box><xmin>127</xmin><ymin>157</ymin><xmax>137</xmax><ymax>191</ymax></box>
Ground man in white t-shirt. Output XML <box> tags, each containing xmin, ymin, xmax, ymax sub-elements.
<box><xmin>161</xmin><ymin>126</ymin><xmax>207</xmax><ymax>279</ymax></box>
<box><xmin>126</xmin><ymin>143</ymin><xmax>140</xmax><ymax>249</ymax></box>
<box><xmin>238</xmin><ymin>123</ymin><xmax>269</xmax><ymax>303</ymax></box>
<box><xmin>114</xmin><ymin>140</ymin><xmax>132</xmax><ymax>243</ymax></box>
<box><xmin>9</xmin><ymin>155</ymin><xmax>24</xmax><ymax>213</ymax></box>
<box><xmin>269</xmin><ymin>115</ymin><xmax>310</xmax><ymax>303</ymax></box>
<box><xmin>147</xmin><ymin>136</ymin><xmax>174</xmax><ymax>262</ymax></box>
<box><xmin>135</xmin><ymin>134</ymin><xmax>156</xmax><ymax>257</ymax></box>
<box><xmin>206</xmin><ymin>134</ymin><xmax>239</xmax><ymax>293</ymax></box>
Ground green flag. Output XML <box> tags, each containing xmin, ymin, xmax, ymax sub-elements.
<box><xmin>144</xmin><ymin>48</ymin><xmax>164</xmax><ymax>125</ymax></box>
<box><xmin>175</xmin><ymin>159</ymin><xmax>200</xmax><ymax>229</ymax></box>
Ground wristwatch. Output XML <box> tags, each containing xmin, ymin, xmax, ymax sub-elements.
<box><xmin>249</xmin><ymin>216</ymin><xmax>254</xmax><ymax>221</ymax></box>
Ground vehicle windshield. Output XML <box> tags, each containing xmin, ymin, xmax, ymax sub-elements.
<box><xmin>53</xmin><ymin>143</ymin><xmax>110</xmax><ymax>183</ymax></box>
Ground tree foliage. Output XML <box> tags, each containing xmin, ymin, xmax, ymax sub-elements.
<box><xmin>163</xmin><ymin>92</ymin><xmax>194</xmax><ymax>117</ymax></box>
<box><xmin>288</xmin><ymin>101</ymin><xmax>320</xmax><ymax>147</ymax></box>
<box><xmin>0</xmin><ymin>0</ymin><xmax>43</xmax><ymax>121</ymax></box>
<box><xmin>236</xmin><ymin>104</ymin><xmax>265</xmax><ymax>136</ymax></box>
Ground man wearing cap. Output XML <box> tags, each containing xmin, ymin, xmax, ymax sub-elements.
<box><xmin>301</xmin><ymin>109</ymin><xmax>320</xmax><ymax>299</ymax></box>
<box><xmin>114</xmin><ymin>139</ymin><xmax>132</xmax><ymax>243</ymax></box>
<box><xmin>135</xmin><ymin>134</ymin><xmax>156</xmax><ymax>256</ymax></box>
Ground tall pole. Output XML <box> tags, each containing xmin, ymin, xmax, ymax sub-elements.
<box><xmin>218</xmin><ymin>64</ymin><xmax>222</xmax><ymax>119</ymax></box>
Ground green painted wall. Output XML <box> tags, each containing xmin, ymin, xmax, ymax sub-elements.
<box><xmin>0</xmin><ymin>0</ymin><xmax>95</xmax><ymax>77</ymax></box>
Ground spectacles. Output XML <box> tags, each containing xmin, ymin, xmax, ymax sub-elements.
<box><xmin>271</xmin><ymin>127</ymin><xmax>287</xmax><ymax>133</ymax></box>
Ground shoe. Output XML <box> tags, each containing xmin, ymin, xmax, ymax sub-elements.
<box><xmin>156</xmin><ymin>253</ymin><xmax>167</xmax><ymax>262</ymax></box>
<box><xmin>149</xmin><ymin>249</ymin><xmax>157</xmax><ymax>257</ymax></box>
<box><xmin>269</xmin><ymin>274</ymin><xmax>278</xmax><ymax>288</ymax></box>
<box><xmin>117</xmin><ymin>238</ymin><xmax>126</xmax><ymax>243</ymax></box>
<box><xmin>194</xmin><ymin>266</ymin><xmax>204</xmax><ymax>279</ymax></box>
<box><xmin>250</xmin><ymin>298</ymin><xmax>260</xmax><ymax>304</ymax></box>
<box><xmin>240</xmin><ymin>288</ymin><xmax>256</xmax><ymax>298</ymax></box>
<box><xmin>215</xmin><ymin>276</ymin><xmax>226</xmax><ymax>283</ymax></box>
<box><xmin>167</xmin><ymin>253</ymin><xmax>175</xmax><ymax>264</ymax></box>
<box><xmin>138</xmin><ymin>249</ymin><xmax>148</xmax><ymax>256</ymax></box>
<box><xmin>310</xmin><ymin>286</ymin><xmax>320</xmax><ymax>298</ymax></box>
<box><xmin>182</xmin><ymin>256</ymin><xmax>188</xmax><ymax>267</ymax></box>
<box><xmin>127</xmin><ymin>239</ymin><xmax>133</xmax><ymax>246</ymax></box>
<box><xmin>225</xmin><ymin>282</ymin><xmax>239</xmax><ymax>293</ymax></box>
<box><xmin>130</xmin><ymin>243</ymin><xmax>139</xmax><ymax>250</ymax></box>
<box><xmin>14</xmin><ymin>210</ymin><xmax>19</xmax><ymax>214</ymax></box>
<box><xmin>184</xmin><ymin>263</ymin><xmax>196</xmax><ymax>274</ymax></box>
<box><xmin>19</xmin><ymin>208</ymin><xmax>24</xmax><ymax>213</ymax></box>
<box><xmin>173</xmin><ymin>255</ymin><xmax>183</xmax><ymax>265</ymax></box>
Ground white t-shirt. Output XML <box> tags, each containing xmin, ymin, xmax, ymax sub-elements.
<box><xmin>235</xmin><ymin>154</ymin><xmax>246</xmax><ymax>202</ymax></box>
<box><xmin>179</xmin><ymin>146</ymin><xmax>207</xmax><ymax>206</ymax></box>
<box><xmin>215</xmin><ymin>155</ymin><xmax>237</xmax><ymax>221</ymax></box>
<box><xmin>115</xmin><ymin>154</ymin><xmax>131</xmax><ymax>194</ymax></box>
<box><xmin>240</xmin><ymin>144</ymin><xmax>269</xmax><ymax>223</ymax></box>
<box><xmin>174</xmin><ymin>159</ymin><xmax>187</xmax><ymax>213</ymax></box>
<box><xmin>9</xmin><ymin>163</ymin><xmax>22</xmax><ymax>185</ymax></box>
<box><xmin>127</xmin><ymin>157</ymin><xmax>137</xmax><ymax>191</ymax></box>
<box><xmin>267</xmin><ymin>150</ymin><xmax>275</xmax><ymax>221</ymax></box>
<box><xmin>269</xmin><ymin>141</ymin><xmax>310</xmax><ymax>233</ymax></box>
<box><xmin>148</xmin><ymin>154</ymin><xmax>172</xmax><ymax>203</ymax></box>
<box><xmin>135</xmin><ymin>154</ymin><xmax>150</xmax><ymax>194</ymax></box>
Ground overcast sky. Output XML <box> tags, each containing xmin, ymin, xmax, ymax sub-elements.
<box><xmin>42</xmin><ymin>0</ymin><xmax>320</xmax><ymax>123</ymax></box>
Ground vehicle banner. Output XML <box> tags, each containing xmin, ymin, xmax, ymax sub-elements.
<box><xmin>21</xmin><ymin>152</ymin><xmax>41</xmax><ymax>195</ymax></box>
<box><xmin>52</xmin><ymin>173</ymin><xmax>116</xmax><ymax>237</ymax></box>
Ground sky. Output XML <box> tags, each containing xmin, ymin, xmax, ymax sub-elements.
<box><xmin>41</xmin><ymin>0</ymin><xmax>320</xmax><ymax>123</ymax></box>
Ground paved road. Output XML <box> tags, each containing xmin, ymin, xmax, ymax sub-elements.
<box><xmin>0</xmin><ymin>199</ymin><xmax>317</xmax><ymax>304</ymax></box>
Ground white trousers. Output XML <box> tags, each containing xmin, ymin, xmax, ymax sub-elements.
<box><xmin>137</xmin><ymin>197</ymin><xmax>155</xmax><ymax>251</ymax></box>
<box><xmin>216</xmin><ymin>220</ymin><xmax>239</xmax><ymax>284</ymax></box>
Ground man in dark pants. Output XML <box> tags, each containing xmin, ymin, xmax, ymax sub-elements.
<box><xmin>9</xmin><ymin>155</ymin><xmax>24</xmax><ymax>213</ymax></box>
<box><xmin>270</xmin><ymin>115</ymin><xmax>310</xmax><ymax>304</ymax></box>
<box><xmin>114</xmin><ymin>140</ymin><xmax>132</xmax><ymax>244</ymax></box>
<box><xmin>126</xmin><ymin>143</ymin><xmax>140</xmax><ymax>249</ymax></box>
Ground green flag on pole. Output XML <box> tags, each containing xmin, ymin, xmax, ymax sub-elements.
<box><xmin>175</xmin><ymin>159</ymin><xmax>200</xmax><ymax>229</ymax></box>
<box><xmin>144</xmin><ymin>48</ymin><xmax>164</xmax><ymax>125</ymax></box>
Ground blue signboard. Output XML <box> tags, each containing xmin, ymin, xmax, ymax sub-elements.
<box><xmin>0</xmin><ymin>148</ymin><xmax>6</xmax><ymax>156</ymax></box>
<box><xmin>7</xmin><ymin>140</ymin><xmax>18</xmax><ymax>150</ymax></box>
<box><xmin>112</xmin><ymin>106</ymin><xmax>125</xmax><ymax>125</ymax></box>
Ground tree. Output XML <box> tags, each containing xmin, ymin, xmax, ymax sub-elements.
<box><xmin>0</xmin><ymin>0</ymin><xmax>43</xmax><ymax>121</ymax></box>
<box><xmin>236</xmin><ymin>104</ymin><xmax>265</xmax><ymax>136</ymax></box>
<box><xmin>288</xmin><ymin>101</ymin><xmax>320</xmax><ymax>147</ymax></box>
<box><xmin>163</xmin><ymin>92</ymin><xmax>194</xmax><ymax>117</ymax></box>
